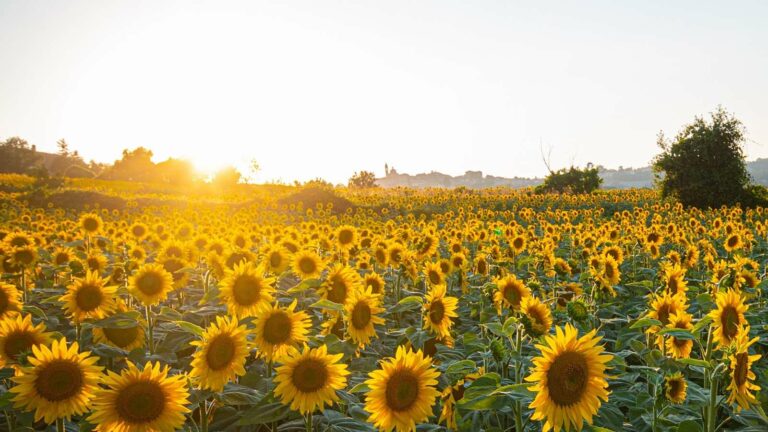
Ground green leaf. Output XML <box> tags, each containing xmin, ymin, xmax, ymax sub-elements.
<box><xmin>238</xmin><ymin>402</ymin><xmax>291</xmax><ymax>425</ymax></box>
<box><xmin>629</xmin><ymin>318</ymin><xmax>662</xmax><ymax>329</ymax></box>
<box><xmin>22</xmin><ymin>305</ymin><xmax>46</xmax><ymax>319</ymax></box>
<box><xmin>692</xmin><ymin>316</ymin><xmax>713</xmax><ymax>334</ymax></box>
<box><xmin>288</xmin><ymin>278</ymin><xmax>322</xmax><ymax>293</ymax></box>
<box><xmin>310</xmin><ymin>299</ymin><xmax>344</xmax><ymax>311</ymax></box>
<box><xmin>173</xmin><ymin>320</ymin><xmax>204</xmax><ymax>337</ymax></box>
<box><xmin>348</xmin><ymin>383</ymin><xmax>370</xmax><ymax>393</ymax></box>
<box><xmin>676</xmin><ymin>358</ymin><xmax>710</xmax><ymax>368</ymax></box>
<box><xmin>389</xmin><ymin>295</ymin><xmax>423</xmax><ymax>313</ymax></box>
<box><xmin>657</xmin><ymin>328</ymin><xmax>695</xmax><ymax>340</ymax></box>
<box><xmin>92</xmin><ymin>311</ymin><xmax>143</xmax><ymax>329</ymax></box>
<box><xmin>445</xmin><ymin>360</ymin><xmax>477</xmax><ymax>376</ymax></box>
<box><xmin>676</xmin><ymin>420</ymin><xmax>702</xmax><ymax>432</ymax></box>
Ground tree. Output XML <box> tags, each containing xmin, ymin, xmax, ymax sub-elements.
<box><xmin>100</xmin><ymin>147</ymin><xmax>157</xmax><ymax>182</ymax></box>
<box><xmin>348</xmin><ymin>171</ymin><xmax>378</xmax><ymax>188</ymax></box>
<box><xmin>0</xmin><ymin>137</ymin><xmax>41</xmax><ymax>174</ymax></box>
<box><xmin>212</xmin><ymin>166</ymin><xmax>242</xmax><ymax>188</ymax></box>
<box><xmin>535</xmin><ymin>164</ymin><xmax>602</xmax><ymax>194</ymax></box>
<box><xmin>653</xmin><ymin>107</ymin><xmax>762</xmax><ymax>208</ymax></box>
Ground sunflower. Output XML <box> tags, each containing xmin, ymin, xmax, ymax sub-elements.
<box><xmin>526</xmin><ymin>324</ymin><xmax>613</xmax><ymax>432</ymax></box>
<box><xmin>335</xmin><ymin>225</ymin><xmax>358</xmax><ymax>251</ymax></box>
<box><xmin>9</xmin><ymin>245</ymin><xmax>38</xmax><ymax>267</ymax></box>
<box><xmin>253</xmin><ymin>300</ymin><xmax>311</xmax><ymax>362</ymax></box>
<box><xmin>61</xmin><ymin>270</ymin><xmax>117</xmax><ymax>323</ymax></box>
<box><xmin>0</xmin><ymin>314</ymin><xmax>53</xmax><ymax>368</ymax></box>
<box><xmin>724</xmin><ymin>233</ymin><xmax>743</xmax><ymax>253</ymax></box>
<box><xmin>291</xmin><ymin>249</ymin><xmax>324</xmax><ymax>280</ymax></box>
<box><xmin>128</xmin><ymin>263</ymin><xmax>174</xmax><ymax>306</ymax></box>
<box><xmin>92</xmin><ymin>321</ymin><xmax>146</xmax><ymax>352</ymax></box>
<box><xmin>85</xmin><ymin>251</ymin><xmax>108</xmax><ymax>273</ymax></box>
<box><xmin>159</xmin><ymin>256</ymin><xmax>189</xmax><ymax>289</ymax></box>
<box><xmin>646</xmin><ymin>291</ymin><xmax>688</xmax><ymax>349</ymax></box>
<box><xmin>79</xmin><ymin>212</ymin><xmax>103</xmax><ymax>234</ymax></box>
<box><xmin>10</xmin><ymin>338</ymin><xmax>102</xmax><ymax>424</ymax></box>
<box><xmin>708</xmin><ymin>289</ymin><xmax>748</xmax><ymax>348</ymax></box>
<box><xmin>88</xmin><ymin>361</ymin><xmax>190</xmax><ymax>432</ymax></box>
<box><xmin>662</xmin><ymin>263</ymin><xmax>688</xmax><ymax>295</ymax></box>
<box><xmin>423</xmin><ymin>261</ymin><xmax>445</xmax><ymax>287</ymax></box>
<box><xmin>218</xmin><ymin>261</ymin><xmax>275</xmax><ymax>318</ymax></box>
<box><xmin>521</xmin><ymin>296</ymin><xmax>553</xmax><ymax>337</ymax></box>
<box><xmin>493</xmin><ymin>275</ymin><xmax>531</xmax><ymax>313</ymax></box>
<box><xmin>601</xmin><ymin>255</ymin><xmax>620</xmax><ymax>286</ymax></box>
<box><xmin>261</xmin><ymin>245</ymin><xmax>292</xmax><ymax>274</ymax></box>
<box><xmin>0</xmin><ymin>282</ymin><xmax>22</xmax><ymax>319</ymax></box>
<box><xmin>190</xmin><ymin>316</ymin><xmax>249</xmax><ymax>391</ymax></box>
<box><xmin>365</xmin><ymin>346</ymin><xmax>441</xmax><ymax>432</ymax></box>
<box><xmin>438</xmin><ymin>369</ymin><xmax>483</xmax><ymax>430</ymax></box>
<box><xmin>726</xmin><ymin>326</ymin><xmax>761</xmax><ymax>411</ymax></box>
<box><xmin>274</xmin><ymin>344</ymin><xmax>350</xmax><ymax>415</ymax></box>
<box><xmin>664</xmin><ymin>311</ymin><xmax>693</xmax><ymax>359</ymax></box>
<box><xmin>423</xmin><ymin>285</ymin><xmax>458</xmax><ymax>339</ymax></box>
<box><xmin>364</xmin><ymin>272</ymin><xmax>386</xmax><ymax>295</ymax></box>
<box><xmin>664</xmin><ymin>372</ymin><xmax>687</xmax><ymax>404</ymax></box>
<box><xmin>511</xmin><ymin>235</ymin><xmax>526</xmax><ymax>254</ymax></box>
<box><xmin>344</xmin><ymin>287</ymin><xmax>385</xmax><ymax>347</ymax></box>
<box><xmin>318</xmin><ymin>264</ymin><xmax>362</xmax><ymax>305</ymax></box>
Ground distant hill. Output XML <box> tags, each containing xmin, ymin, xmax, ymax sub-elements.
<box><xmin>376</xmin><ymin>159</ymin><xmax>768</xmax><ymax>189</ymax></box>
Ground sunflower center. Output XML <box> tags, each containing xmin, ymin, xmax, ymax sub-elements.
<box><xmin>269</xmin><ymin>252</ymin><xmax>283</xmax><ymax>269</ymax></box>
<box><xmin>428</xmin><ymin>270</ymin><xmax>442</xmax><ymax>286</ymax></box>
<box><xmin>232</xmin><ymin>275</ymin><xmax>262</xmax><ymax>306</ymax></box>
<box><xmin>75</xmin><ymin>283</ymin><xmax>104</xmax><ymax>311</ymax></box>
<box><xmin>299</xmin><ymin>257</ymin><xmax>317</xmax><ymax>275</ymax></box>
<box><xmin>667</xmin><ymin>378</ymin><xmax>684</xmax><ymax>399</ymax></box>
<box><xmin>351</xmin><ymin>302</ymin><xmax>372</xmax><ymax>329</ymax></box>
<box><xmin>291</xmin><ymin>358</ymin><xmax>328</xmax><ymax>392</ymax></box>
<box><xmin>137</xmin><ymin>272</ymin><xmax>164</xmax><ymax>296</ymax></box>
<box><xmin>668</xmin><ymin>277</ymin><xmax>679</xmax><ymax>293</ymax></box>
<box><xmin>83</xmin><ymin>218</ymin><xmax>99</xmax><ymax>232</ymax></box>
<box><xmin>657</xmin><ymin>305</ymin><xmax>671</xmax><ymax>326</ymax></box>
<box><xmin>3</xmin><ymin>331</ymin><xmax>35</xmax><ymax>360</ymax></box>
<box><xmin>328</xmin><ymin>277</ymin><xmax>348</xmax><ymax>304</ymax></box>
<box><xmin>206</xmin><ymin>334</ymin><xmax>236</xmax><ymax>371</ymax></box>
<box><xmin>103</xmin><ymin>326</ymin><xmax>140</xmax><ymax>348</ymax></box>
<box><xmin>546</xmin><ymin>351</ymin><xmax>589</xmax><ymax>407</ymax></box>
<box><xmin>503</xmin><ymin>284</ymin><xmax>521</xmax><ymax>306</ymax></box>
<box><xmin>116</xmin><ymin>381</ymin><xmax>167</xmax><ymax>424</ymax></box>
<box><xmin>734</xmin><ymin>352</ymin><xmax>749</xmax><ymax>386</ymax></box>
<box><xmin>339</xmin><ymin>230</ymin><xmax>354</xmax><ymax>245</ymax></box>
<box><xmin>34</xmin><ymin>360</ymin><xmax>84</xmax><ymax>402</ymax></box>
<box><xmin>0</xmin><ymin>291</ymin><xmax>8</xmax><ymax>314</ymax></box>
<box><xmin>385</xmin><ymin>370</ymin><xmax>420</xmax><ymax>412</ymax></box>
<box><xmin>263</xmin><ymin>312</ymin><xmax>292</xmax><ymax>344</ymax></box>
<box><xmin>513</xmin><ymin>237</ymin><xmax>524</xmax><ymax>250</ymax></box>
<box><xmin>451</xmin><ymin>383</ymin><xmax>466</xmax><ymax>401</ymax></box>
<box><xmin>429</xmin><ymin>300</ymin><xmax>445</xmax><ymax>324</ymax></box>
<box><xmin>728</xmin><ymin>236</ymin><xmax>739</xmax><ymax>248</ymax></box>
<box><xmin>721</xmin><ymin>306</ymin><xmax>740</xmax><ymax>340</ymax></box>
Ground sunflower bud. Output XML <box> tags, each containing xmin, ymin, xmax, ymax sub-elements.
<box><xmin>567</xmin><ymin>300</ymin><xmax>589</xmax><ymax>322</ymax></box>
<box><xmin>489</xmin><ymin>339</ymin><xmax>507</xmax><ymax>363</ymax></box>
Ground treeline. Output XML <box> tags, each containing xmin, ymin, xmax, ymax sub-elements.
<box><xmin>0</xmin><ymin>137</ymin><xmax>242</xmax><ymax>186</ymax></box>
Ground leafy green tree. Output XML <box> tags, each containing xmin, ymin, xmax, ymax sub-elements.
<box><xmin>212</xmin><ymin>166</ymin><xmax>242</xmax><ymax>188</ymax></box>
<box><xmin>0</xmin><ymin>137</ymin><xmax>41</xmax><ymax>174</ymax></box>
<box><xmin>100</xmin><ymin>147</ymin><xmax>158</xmax><ymax>182</ymax></box>
<box><xmin>348</xmin><ymin>171</ymin><xmax>378</xmax><ymax>188</ymax></box>
<box><xmin>653</xmin><ymin>107</ymin><xmax>762</xmax><ymax>208</ymax></box>
<box><xmin>535</xmin><ymin>164</ymin><xmax>602</xmax><ymax>194</ymax></box>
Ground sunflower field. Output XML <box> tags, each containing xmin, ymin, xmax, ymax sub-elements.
<box><xmin>1</xmin><ymin>178</ymin><xmax>768</xmax><ymax>432</ymax></box>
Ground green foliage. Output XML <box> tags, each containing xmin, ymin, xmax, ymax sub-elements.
<box><xmin>0</xmin><ymin>136</ymin><xmax>42</xmax><ymax>174</ymax></box>
<box><xmin>348</xmin><ymin>171</ymin><xmax>378</xmax><ymax>188</ymax></box>
<box><xmin>653</xmin><ymin>107</ymin><xmax>766</xmax><ymax>208</ymax></box>
<box><xmin>535</xmin><ymin>164</ymin><xmax>602</xmax><ymax>194</ymax></box>
<box><xmin>212</xmin><ymin>166</ymin><xmax>242</xmax><ymax>187</ymax></box>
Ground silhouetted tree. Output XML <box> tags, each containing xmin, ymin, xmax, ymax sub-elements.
<box><xmin>212</xmin><ymin>166</ymin><xmax>242</xmax><ymax>187</ymax></box>
<box><xmin>535</xmin><ymin>164</ymin><xmax>602</xmax><ymax>194</ymax></box>
<box><xmin>348</xmin><ymin>171</ymin><xmax>378</xmax><ymax>188</ymax></box>
<box><xmin>101</xmin><ymin>147</ymin><xmax>157</xmax><ymax>182</ymax></box>
<box><xmin>156</xmin><ymin>158</ymin><xmax>198</xmax><ymax>185</ymax></box>
<box><xmin>0</xmin><ymin>137</ymin><xmax>41</xmax><ymax>174</ymax></box>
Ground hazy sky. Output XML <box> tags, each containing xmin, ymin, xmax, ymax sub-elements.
<box><xmin>1</xmin><ymin>1</ymin><xmax>767</xmax><ymax>183</ymax></box>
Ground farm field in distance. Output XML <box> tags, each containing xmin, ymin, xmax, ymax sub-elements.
<box><xmin>0</xmin><ymin>175</ymin><xmax>766</xmax><ymax>431</ymax></box>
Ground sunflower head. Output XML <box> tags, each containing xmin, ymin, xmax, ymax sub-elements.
<box><xmin>274</xmin><ymin>344</ymin><xmax>350</xmax><ymax>415</ymax></box>
<box><xmin>521</xmin><ymin>296</ymin><xmax>553</xmax><ymax>337</ymax></box>
<box><xmin>254</xmin><ymin>300</ymin><xmax>311</xmax><ymax>362</ymax></box>
<box><xmin>726</xmin><ymin>326</ymin><xmax>761</xmax><ymax>412</ymax></box>
<box><xmin>493</xmin><ymin>275</ymin><xmax>531</xmax><ymax>313</ymax></box>
<box><xmin>291</xmin><ymin>250</ymin><xmax>325</xmax><ymax>280</ymax></box>
<box><xmin>190</xmin><ymin>316</ymin><xmax>250</xmax><ymax>391</ymax></box>
<box><xmin>422</xmin><ymin>285</ymin><xmax>458</xmax><ymax>339</ymax></box>
<box><xmin>0</xmin><ymin>314</ymin><xmax>53</xmax><ymax>368</ymax></box>
<box><xmin>0</xmin><ymin>282</ymin><xmax>22</xmax><ymax>320</ymax></box>
<box><xmin>129</xmin><ymin>263</ymin><xmax>174</xmax><ymax>306</ymax></box>
<box><xmin>219</xmin><ymin>261</ymin><xmax>276</xmax><ymax>318</ymax></box>
<box><xmin>709</xmin><ymin>289</ymin><xmax>748</xmax><ymax>349</ymax></box>
<box><xmin>344</xmin><ymin>287</ymin><xmax>385</xmax><ymax>347</ymax></box>
<box><xmin>61</xmin><ymin>270</ymin><xmax>117</xmax><ymax>323</ymax></box>
<box><xmin>664</xmin><ymin>372</ymin><xmax>687</xmax><ymax>404</ymax></box>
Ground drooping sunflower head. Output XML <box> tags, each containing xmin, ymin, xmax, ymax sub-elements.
<box><xmin>61</xmin><ymin>270</ymin><xmax>117</xmax><ymax>323</ymax></box>
<box><xmin>521</xmin><ymin>296</ymin><xmax>553</xmax><ymax>337</ymax></box>
<box><xmin>0</xmin><ymin>314</ymin><xmax>53</xmax><ymax>368</ymax></box>
<box><xmin>274</xmin><ymin>344</ymin><xmax>350</xmax><ymax>415</ymax></box>
<box><xmin>364</xmin><ymin>346</ymin><xmax>441</xmax><ymax>432</ymax></box>
<box><xmin>10</xmin><ymin>338</ymin><xmax>102</xmax><ymax>423</ymax></box>
<box><xmin>88</xmin><ymin>361</ymin><xmax>190</xmax><ymax>432</ymax></box>
<box><xmin>726</xmin><ymin>326</ymin><xmax>761</xmax><ymax>412</ymax></box>
<box><xmin>0</xmin><ymin>282</ymin><xmax>22</xmax><ymax>320</ymax></box>
<box><xmin>493</xmin><ymin>275</ymin><xmax>531</xmax><ymax>313</ymax></box>
<box><xmin>254</xmin><ymin>300</ymin><xmax>312</xmax><ymax>362</ymax></box>
<box><xmin>664</xmin><ymin>372</ymin><xmax>687</xmax><ymax>404</ymax></box>
<box><xmin>525</xmin><ymin>324</ymin><xmax>613</xmax><ymax>432</ymax></box>
<box><xmin>422</xmin><ymin>284</ymin><xmax>458</xmax><ymax>339</ymax></box>
<box><xmin>344</xmin><ymin>287</ymin><xmax>385</xmax><ymax>347</ymax></box>
<box><xmin>128</xmin><ymin>263</ymin><xmax>174</xmax><ymax>306</ymax></box>
<box><xmin>291</xmin><ymin>250</ymin><xmax>325</xmax><ymax>280</ymax></box>
<box><xmin>190</xmin><ymin>315</ymin><xmax>250</xmax><ymax>391</ymax></box>
<box><xmin>218</xmin><ymin>261</ymin><xmax>275</xmax><ymax>318</ymax></box>
<box><xmin>708</xmin><ymin>289</ymin><xmax>748</xmax><ymax>349</ymax></box>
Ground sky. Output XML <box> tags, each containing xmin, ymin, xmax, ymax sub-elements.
<box><xmin>1</xmin><ymin>1</ymin><xmax>767</xmax><ymax>184</ymax></box>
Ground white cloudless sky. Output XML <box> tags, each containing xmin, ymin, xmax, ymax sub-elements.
<box><xmin>1</xmin><ymin>0</ymin><xmax>767</xmax><ymax>183</ymax></box>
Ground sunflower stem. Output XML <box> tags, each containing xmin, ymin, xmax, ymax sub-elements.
<box><xmin>513</xmin><ymin>324</ymin><xmax>523</xmax><ymax>432</ymax></box>
<box><xmin>706</xmin><ymin>368</ymin><xmax>720</xmax><ymax>432</ymax></box>
<box><xmin>146</xmin><ymin>305</ymin><xmax>154</xmax><ymax>354</ymax></box>
<box><xmin>305</xmin><ymin>413</ymin><xmax>313</xmax><ymax>432</ymax></box>
<box><xmin>56</xmin><ymin>418</ymin><xmax>64</xmax><ymax>432</ymax></box>
<box><xmin>199</xmin><ymin>401</ymin><xmax>208</xmax><ymax>432</ymax></box>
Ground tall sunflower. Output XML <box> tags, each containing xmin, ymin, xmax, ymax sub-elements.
<box><xmin>493</xmin><ymin>275</ymin><xmax>531</xmax><ymax>313</ymax></box>
<box><xmin>0</xmin><ymin>282</ymin><xmax>22</xmax><ymax>319</ymax></box>
<box><xmin>274</xmin><ymin>344</ymin><xmax>349</xmax><ymax>415</ymax></box>
<box><xmin>253</xmin><ymin>300</ymin><xmax>311</xmax><ymax>362</ymax></box>
<box><xmin>61</xmin><ymin>270</ymin><xmax>117</xmax><ymax>323</ymax></box>
<box><xmin>708</xmin><ymin>289</ymin><xmax>748</xmax><ymax>348</ymax></box>
<box><xmin>10</xmin><ymin>338</ymin><xmax>102</xmax><ymax>423</ymax></box>
<box><xmin>88</xmin><ymin>361</ymin><xmax>190</xmax><ymax>432</ymax></box>
<box><xmin>423</xmin><ymin>285</ymin><xmax>458</xmax><ymax>339</ymax></box>
<box><xmin>726</xmin><ymin>326</ymin><xmax>761</xmax><ymax>411</ymax></box>
<box><xmin>525</xmin><ymin>324</ymin><xmax>613</xmax><ymax>432</ymax></box>
<box><xmin>365</xmin><ymin>346</ymin><xmax>441</xmax><ymax>432</ymax></box>
<box><xmin>218</xmin><ymin>261</ymin><xmax>275</xmax><ymax>318</ymax></box>
<box><xmin>190</xmin><ymin>316</ymin><xmax>250</xmax><ymax>391</ymax></box>
<box><xmin>0</xmin><ymin>314</ymin><xmax>53</xmax><ymax>368</ymax></box>
<box><xmin>128</xmin><ymin>263</ymin><xmax>174</xmax><ymax>306</ymax></box>
<box><xmin>344</xmin><ymin>287</ymin><xmax>385</xmax><ymax>347</ymax></box>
